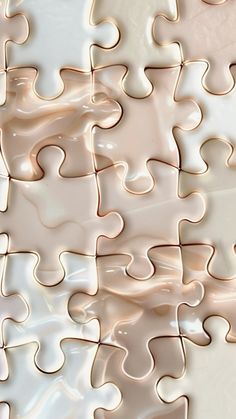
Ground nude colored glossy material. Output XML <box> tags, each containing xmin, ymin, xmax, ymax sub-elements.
<box><xmin>180</xmin><ymin>139</ymin><xmax>236</xmax><ymax>279</ymax></box>
<box><xmin>97</xmin><ymin>160</ymin><xmax>204</xmax><ymax>279</ymax></box>
<box><xmin>156</xmin><ymin>0</ymin><xmax>236</xmax><ymax>94</ymax></box>
<box><xmin>91</xmin><ymin>0</ymin><xmax>180</xmax><ymax>97</ymax></box>
<box><xmin>0</xmin><ymin>146</ymin><xmax>123</xmax><ymax>286</ymax></box>
<box><xmin>93</xmin><ymin>65</ymin><xmax>200</xmax><ymax>193</ymax></box>
<box><xmin>0</xmin><ymin>68</ymin><xmax>121</xmax><ymax>180</ymax></box>
<box><xmin>70</xmin><ymin>248</ymin><xmax>203</xmax><ymax>378</ymax></box>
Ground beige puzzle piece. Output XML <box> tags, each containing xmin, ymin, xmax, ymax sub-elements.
<box><xmin>180</xmin><ymin>139</ymin><xmax>236</xmax><ymax>279</ymax></box>
<box><xmin>93</xmin><ymin>65</ymin><xmax>201</xmax><ymax>193</ymax></box>
<box><xmin>91</xmin><ymin>0</ymin><xmax>181</xmax><ymax>98</ymax></box>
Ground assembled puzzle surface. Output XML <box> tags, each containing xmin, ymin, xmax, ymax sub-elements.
<box><xmin>1</xmin><ymin>0</ymin><xmax>236</xmax><ymax>418</ymax></box>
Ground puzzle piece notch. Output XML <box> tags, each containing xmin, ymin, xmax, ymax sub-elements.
<box><xmin>3</xmin><ymin>252</ymin><xmax>100</xmax><ymax>373</ymax></box>
<box><xmin>0</xmin><ymin>340</ymin><xmax>121</xmax><ymax>418</ymax></box>
<box><xmin>93</xmin><ymin>65</ymin><xmax>201</xmax><ymax>193</ymax></box>
<box><xmin>7</xmin><ymin>0</ymin><xmax>119</xmax><ymax>98</ymax></box>
<box><xmin>155</xmin><ymin>0</ymin><xmax>236</xmax><ymax>94</ymax></box>
<box><xmin>91</xmin><ymin>0</ymin><xmax>181</xmax><ymax>98</ymax></box>
<box><xmin>93</xmin><ymin>338</ymin><xmax>187</xmax><ymax>419</ymax></box>
<box><xmin>180</xmin><ymin>138</ymin><xmax>236</xmax><ymax>279</ymax></box>
<box><xmin>158</xmin><ymin>316</ymin><xmax>236</xmax><ymax>419</ymax></box>
<box><xmin>69</xmin><ymin>247</ymin><xmax>204</xmax><ymax>379</ymax></box>
<box><xmin>0</xmin><ymin>145</ymin><xmax>123</xmax><ymax>286</ymax></box>
<box><xmin>97</xmin><ymin>160</ymin><xmax>205</xmax><ymax>279</ymax></box>
<box><xmin>0</xmin><ymin>68</ymin><xmax>121</xmax><ymax>180</ymax></box>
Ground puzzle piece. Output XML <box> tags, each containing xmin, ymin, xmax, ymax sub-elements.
<box><xmin>69</xmin><ymin>248</ymin><xmax>203</xmax><ymax>378</ymax></box>
<box><xmin>93</xmin><ymin>65</ymin><xmax>200</xmax><ymax>193</ymax></box>
<box><xmin>0</xmin><ymin>403</ymin><xmax>9</xmax><ymax>419</ymax></box>
<box><xmin>7</xmin><ymin>0</ymin><xmax>119</xmax><ymax>98</ymax></box>
<box><xmin>0</xmin><ymin>348</ymin><xmax>8</xmax><ymax>380</ymax></box>
<box><xmin>91</xmin><ymin>0</ymin><xmax>181</xmax><ymax>98</ymax></box>
<box><xmin>0</xmin><ymin>68</ymin><xmax>121</xmax><ymax>180</ymax></box>
<box><xmin>3</xmin><ymin>252</ymin><xmax>99</xmax><ymax>373</ymax></box>
<box><xmin>179</xmin><ymin>245</ymin><xmax>236</xmax><ymax>345</ymax></box>
<box><xmin>0</xmin><ymin>146</ymin><xmax>123</xmax><ymax>286</ymax></box>
<box><xmin>175</xmin><ymin>62</ymin><xmax>236</xmax><ymax>172</ymax></box>
<box><xmin>0</xmin><ymin>0</ymin><xmax>28</xmax><ymax>69</ymax></box>
<box><xmin>97</xmin><ymin>161</ymin><xmax>204</xmax><ymax>279</ymax></box>
<box><xmin>155</xmin><ymin>0</ymin><xmax>236</xmax><ymax>94</ymax></box>
<box><xmin>158</xmin><ymin>316</ymin><xmax>236</xmax><ymax>419</ymax></box>
<box><xmin>93</xmin><ymin>338</ymin><xmax>187</xmax><ymax>419</ymax></box>
<box><xmin>0</xmin><ymin>340</ymin><xmax>121</xmax><ymax>418</ymax></box>
<box><xmin>180</xmin><ymin>139</ymin><xmax>236</xmax><ymax>279</ymax></box>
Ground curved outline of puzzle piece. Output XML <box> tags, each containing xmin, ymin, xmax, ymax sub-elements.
<box><xmin>3</xmin><ymin>252</ymin><xmax>99</xmax><ymax>373</ymax></box>
<box><xmin>179</xmin><ymin>244</ymin><xmax>236</xmax><ymax>345</ymax></box>
<box><xmin>0</xmin><ymin>146</ymin><xmax>123</xmax><ymax>286</ymax></box>
<box><xmin>69</xmin><ymin>248</ymin><xmax>204</xmax><ymax>379</ymax></box>
<box><xmin>97</xmin><ymin>160</ymin><xmax>205</xmax><ymax>280</ymax></box>
<box><xmin>93</xmin><ymin>65</ymin><xmax>201</xmax><ymax>194</ymax></box>
<box><xmin>0</xmin><ymin>67</ymin><xmax>121</xmax><ymax>180</ymax></box>
<box><xmin>0</xmin><ymin>340</ymin><xmax>121</xmax><ymax>418</ymax></box>
<box><xmin>91</xmin><ymin>0</ymin><xmax>181</xmax><ymax>98</ymax></box>
<box><xmin>6</xmin><ymin>0</ymin><xmax>119</xmax><ymax>98</ymax></box>
<box><xmin>174</xmin><ymin>61</ymin><xmax>236</xmax><ymax>173</ymax></box>
<box><xmin>158</xmin><ymin>316</ymin><xmax>236</xmax><ymax>419</ymax></box>
<box><xmin>180</xmin><ymin>138</ymin><xmax>236</xmax><ymax>279</ymax></box>
<box><xmin>92</xmin><ymin>338</ymin><xmax>187</xmax><ymax>419</ymax></box>
<box><xmin>155</xmin><ymin>0</ymin><xmax>236</xmax><ymax>94</ymax></box>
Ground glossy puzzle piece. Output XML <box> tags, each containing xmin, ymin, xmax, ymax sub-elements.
<box><xmin>180</xmin><ymin>139</ymin><xmax>236</xmax><ymax>279</ymax></box>
<box><xmin>179</xmin><ymin>245</ymin><xmax>236</xmax><ymax>345</ymax></box>
<box><xmin>0</xmin><ymin>146</ymin><xmax>123</xmax><ymax>286</ymax></box>
<box><xmin>0</xmin><ymin>341</ymin><xmax>121</xmax><ymax>418</ymax></box>
<box><xmin>158</xmin><ymin>316</ymin><xmax>236</xmax><ymax>419</ymax></box>
<box><xmin>156</xmin><ymin>0</ymin><xmax>236</xmax><ymax>94</ymax></box>
<box><xmin>69</xmin><ymin>248</ymin><xmax>203</xmax><ymax>378</ymax></box>
<box><xmin>91</xmin><ymin>0</ymin><xmax>181</xmax><ymax>98</ymax></box>
<box><xmin>97</xmin><ymin>160</ymin><xmax>204</xmax><ymax>279</ymax></box>
<box><xmin>93</xmin><ymin>338</ymin><xmax>187</xmax><ymax>419</ymax></box>
<box><xmin>93</xmin><ymin>65</ymin><xmax>200</xmax><ymax>193</ymax></box>
<box><xmin>0</xmin><ymin>68</ymin><xmax>121</xmax><ymax>180</ymax></box>
<box><xmin>175</xmin><ymin>62</ymin><xmax>236</xmax><ymax>172</ymax></box>
<box><xmin>3</xmin><ymin>252</ymin><xmax>99</xmax><ymax>373</ymax></box>
<box><xmin>6</xmin><ymin>0</ymin><xmax>119</xmax><ymax>98</ymax></box>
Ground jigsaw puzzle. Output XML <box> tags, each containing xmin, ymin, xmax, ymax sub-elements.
<box><xmin>1</xmin><ymin>0</ymin><xmax>236</xmax><ymax>417</ymax></box>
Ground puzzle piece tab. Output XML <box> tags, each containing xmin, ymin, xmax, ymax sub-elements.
<box><xmin>0</xmin><ymin>68</ymin><xmax>121</xmax><ymax>180</ymax></box>
<box><xmin>158</xmin><ymin>316</ymin><xmax>236</xmax><ymax>419</ymax></box>
<box><xmin>69</xmin><ymin>248</ymin><xmax>203</xmax><ymax>378</ymax></box>
<box><xmin>0</xmin><ymin>146</ymin><xmax>123</xmax><ymax>285</ymax></box>
<box><xmin>156</xmin><ymin>0</ymin><xmax>236</xmax><ymax>94</ymax></box>
<box><xmin>91</xmin><ymin>0</ymin><xmax>181</xmax><ymax>98</ymax></box>
<box><xmin>7</xmin><ymin>0</ymin><xmax>119</xmax><ymax>98</ymax></box>
<box><xmin>93</xmin><ymin>65</ymin><xmax>200</xmax><ymax>193</ymax></box>
<box><xmin>0</xmin><ymin>341</ymin><xmax>121</xmax><ymax>418</ymax></box>
<box><xmin>180</xmin><ymin>139</ymin><xmax>236</xmax><ymax>279</ymax></box>
<box><xmin>97</xmin><ymin>161</ymin><xmax>204</xmax><ymax>279</ymax></box>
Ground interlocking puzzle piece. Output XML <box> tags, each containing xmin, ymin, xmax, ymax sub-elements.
<box><xmin>175</xmin><ymin>62</ymin><xmax>236</xmax><ymax>172</ymax></box>
<box><xmin>69</xmin><ymin>248</ymin><xmax>203</xmax><ymax>378</ymax></box>
<box><xmin>91</xmin><ymin>0</ymin><xmax>181</xmax><ymax>98</ymax></box>
<box><xmin>0</xmin><ymin>255</ymin><xmax>28</xmax><ymax>349</ymax></box>
<box><xmin>6</xmin><ymin>0</ymin><xmax>119</xmax><ymax>98</ymax></box>
<box><xmin>0</xmin><ymin>146</ymin><xmax>123</xmax><ymax>286</ymax></box>
<box><xmin>3</xmin><ymin>252</ymin><xmax>99</xmax><ymax>373</ymax></box>
<box><xmin>93</xmin><ymin>338</ymin><xmax>187</xmax><ymax>419</ymax></box>
<box><xmin>0</xmin><ymin>0</ymin><xmax>28</xmax><ymax>69</ymax></box>
<box><xmin>93</xmin><ymin>65</ymin><xmax>201</xmax><ymax>193</ymax></box>
<box><xmin>179</xmin><ymin>245</ymin><xmax>236</xmax><ymax>345</ymax></box>
<box><xmin>0</xmin><ymin>340</ymin><xmax>121</xmax><ymax>418</ymax></box>
<box><xmin>180</xmin><ymin>139</ymin><xmax>236</xmax><ymax>279</ymax></box>
<box><xmin>155</xmin><ymin>0</ymin><xmax>236</xmax><ymax>94</ymax></box>
<box><xmin>97</xmin><ymin>161</ymin><xmax>204</xmax><ymax>279</ymax></box>
<box><xmin>158</xmin><ymin>316</ymin><xmax>236</xmax><ymax>419</ymax></box>
<box><xmin>0</xmin><ymin>68</ymin><xmax>121</xmax><ymax>180</ymax></box>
